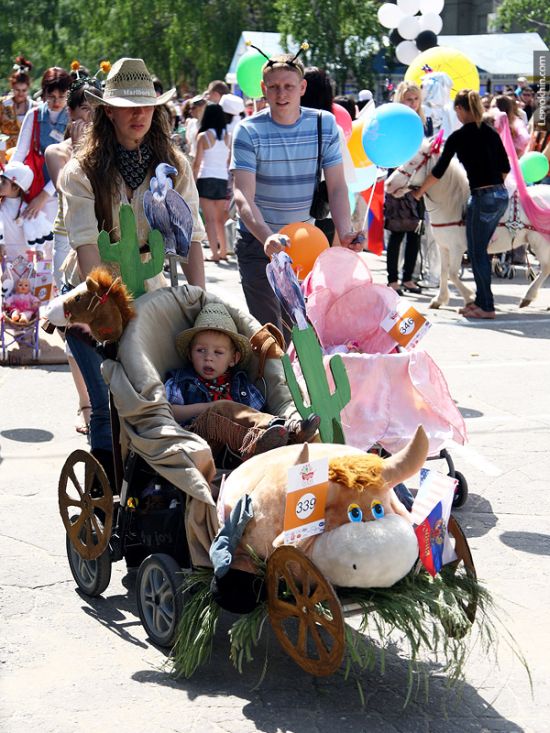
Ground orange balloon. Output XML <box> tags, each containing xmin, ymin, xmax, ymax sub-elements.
<box><xmin>347</xmin><ymin>119</ymin><xmax>372</xmax><ymax>169</ymax></box>
<box><xmin>279</xmin><ymin>222</ymin><xmax>330</xmax><ymax>279</ymax></box>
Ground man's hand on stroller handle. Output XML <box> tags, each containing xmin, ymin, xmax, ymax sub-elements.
<box><xmin>341</xmin><ymin>230</ymin><xmax>366</xmax><ymax>252</ymax></box>
<box><xmin>264</xmin><ymin>233</ymin><xmax>290</xmax><ymax>259</ymax></box>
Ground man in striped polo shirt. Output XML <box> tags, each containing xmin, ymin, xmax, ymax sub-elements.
<box><xmin>231</xmin><ymin>53</ymin><xmax>365</xmax><ymax>342</ymax></box>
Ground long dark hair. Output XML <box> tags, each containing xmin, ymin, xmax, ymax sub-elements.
<box><xmin>76</xmin><ymin>105</ymin><xmax>180</xmax><ymax>236</ymax></box>
<box><xmin>198</xmin><ymin>103</ymin><xmax>226</xmax><ymax>140</ymax></box>
<box><xmin>301</xmin><ymin>67</ymin><xmax>333</xmax><ymax>112</ymax></box>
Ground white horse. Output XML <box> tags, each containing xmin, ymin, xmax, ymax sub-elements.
<box><xmin>385</xmin><ymin>138</ymin><xmax>550</xmax><ymax>309</ymax></box>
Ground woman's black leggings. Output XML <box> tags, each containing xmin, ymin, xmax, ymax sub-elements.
<box><xmin>386</xmin><ymin>230</ymin><xmax>420</xmax><ymax>284</ymax></box>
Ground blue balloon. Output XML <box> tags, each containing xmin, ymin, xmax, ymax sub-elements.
<box><xmin>362</xmin><ymin>104</ymin><xmax>424</xmax><ymax>168</ymax></box>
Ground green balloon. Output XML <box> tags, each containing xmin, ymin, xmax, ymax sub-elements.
<box><xmin>519</xmin><ymin>151</ymin><xmax>550</xmax><ymax>184</ymax></box>
<box><xmin>236</xmin><ymin>52</ymin><xmax>265</xmax><ymax>98</ymax></box>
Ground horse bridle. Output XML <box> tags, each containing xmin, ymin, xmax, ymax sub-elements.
<box><xmin>394</xmin><ymin>130</ymin><xmax>445</xmax><ymax>186</ymax></box>
<box><xmin>395</xmin><ymin>151</ymin><xmax>432</xmax><ymax>182</ymax></box>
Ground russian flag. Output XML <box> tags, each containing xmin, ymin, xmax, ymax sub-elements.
<box><xmin>361</xmin><ymin>180</ymin><xmax>385</xmax><ymax>256</ymax></box>
<box><xmin>415</xmin><ymin>501</ymin><xmax>445</xmax><ymax>577</ymax></box>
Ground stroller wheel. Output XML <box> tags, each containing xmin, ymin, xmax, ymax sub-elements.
<box><xmin>136</xmin><ymin>553</ymin><xmax>184</xmax><ymax>647</ymax></box>
<box><xmin>66</xmin><ymin>514</ymin><xmax>112</xmax><ymax>596</ymax></box>
<box><xmin>452</xmin><ymin>471</ymin><xmax>468</xmax><ymax>508</ymax></box>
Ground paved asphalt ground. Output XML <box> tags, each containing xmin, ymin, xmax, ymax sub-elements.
<box><xmin>1</xmin><ymin>250</ymin><xmax>550</xmax><ymax>733</ymax></box>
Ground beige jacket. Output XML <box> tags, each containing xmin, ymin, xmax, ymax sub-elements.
<box><xmin>59</xmin><ymin>150</ymin><xmax>205</xmax><ymax>250</ymax></box>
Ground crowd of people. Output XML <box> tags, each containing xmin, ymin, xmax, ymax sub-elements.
<box><xmin>0</xmin><ymin>51</ymin><xmax>549</xmax><ymax>462</ymax></box>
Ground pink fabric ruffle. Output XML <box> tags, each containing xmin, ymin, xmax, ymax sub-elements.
<box><xmin>328</xmin><ymin>351</ymin><xmax>466</xmax><ymax>456</ymax></box>
<box><xmin>297</xmin><ymin>248</ymin><xmax>466</xmax><ymax>455</ymax></box>
<box><xmin>305</xmin><ymin>248</ymin><xmax>400</xmax><ymax>355</ymax></box>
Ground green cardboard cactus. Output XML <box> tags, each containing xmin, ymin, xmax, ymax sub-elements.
<box><xmin>98</xmin><ymin>204</ymin><xmax>165</xmax><ymax>298</ymax></box>
<box><xmin>282</xmin><ymin>324</ymin><xmax>351</xmax><ymax>444</ymax></box>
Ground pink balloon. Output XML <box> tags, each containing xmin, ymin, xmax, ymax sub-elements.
<box><xmin>332</xmin><ymin>103</ymin><xmax>353</xmax><ymax>140</ymax></box>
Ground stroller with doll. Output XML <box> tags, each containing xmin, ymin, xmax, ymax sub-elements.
<box><xmin>1</xmin><ymin>254</ymin><xmax>53</xmax><ymax>362</ymax></box>
<box><xmin>56</xmin><ymin>266</ymin><xmax>485</xmax><ymax>686</ymax></box>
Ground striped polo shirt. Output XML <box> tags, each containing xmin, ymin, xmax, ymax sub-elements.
<box><xmin>230</xmin><ymin>107</ymin><xmax>342</xmax><ymax>233</ymax></box>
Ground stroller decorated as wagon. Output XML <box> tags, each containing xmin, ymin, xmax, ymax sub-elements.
<box><xmin>56</xmin><ymin>266</ymin><xmax>500</xmax><ymax>696</ymax></box>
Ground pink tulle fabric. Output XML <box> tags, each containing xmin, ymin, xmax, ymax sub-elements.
<box><xmin>297</xmin><ymin>249</ymin><xmax>466</xmax><ymax>455</ymax></box>
<box><xmin>331</xmin><ymin>352</ymin><xmax>466</xmax><ymax>456</ymax></box>
<box><xmin>494</xmin><ymin>110</ymin><xmax>550</xmax><ymax>237</ymax></box>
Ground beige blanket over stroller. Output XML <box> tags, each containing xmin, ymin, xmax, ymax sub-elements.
<box><xmin>102</xmin><ymin>284</ymin><xmax>299</xmax><ymax>567</ymax></box>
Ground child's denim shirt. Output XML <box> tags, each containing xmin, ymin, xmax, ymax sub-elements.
<box><xmin>164</xmin><ymin>366</ymin><xmax>266</xmax><ymax>424</ymax></box>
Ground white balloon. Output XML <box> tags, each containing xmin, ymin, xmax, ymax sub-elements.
<box><xmin>396</xmin><ymin>40</ymin><xmax>421</xmax><ymax>65</ymax></box>
<box><xmin>377</xmin><ymin>3</ymin><xmax>404</xmax><ymax>29</ymax></box>
<box><xmin>397</xmin><ymin>0</ymin><xmax>421</xmax><ymax>14</ymax></box>
<box><xmin>418</xmin><ymin>12</ymin><xmax>443</xmax><ymax>33</ymax></box>
<box><xmin>419</xmin><ymin>0</ymin><xmax>444</xmax><ymax>14</ymax></box>
<box><xmin>397</xmin><ymin>15</ymin><xmax>421</xmax><ymax>40</ymax></box>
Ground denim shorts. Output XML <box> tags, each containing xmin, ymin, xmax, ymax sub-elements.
<box><xmin>196</xmin><ymin>177</ymin><xmax>228</xmax><ymax>200</ymax></box>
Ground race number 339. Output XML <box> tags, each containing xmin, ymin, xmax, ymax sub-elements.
<box><xmin>283</xmin><ymin>457</ymin><xmax>329</xmax><ymax>544</ymax></box>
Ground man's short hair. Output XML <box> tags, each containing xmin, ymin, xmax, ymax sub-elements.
<box><xmin>207</xmin><ymin>80</ymin><xmax>230</xmax><ymax>96</ymax></box>
<box><xmin>262</xmin><ymin>54</ymin><xmax>305</xmax><ymax>79</ymax></box>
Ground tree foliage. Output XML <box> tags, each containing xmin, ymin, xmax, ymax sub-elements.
<box><xmin>275</xmin><ymin>0</ymin><xmax>381</xmax><ymax>91</ymax></box>
<box><xmin>496</xmin><ymin>0</ymin><xmax>550</xmax><ymax>47</ymax></box>
<box><xmin>0</xmin><ymin>0</ymin><xmax>377</xmax><ymax>94</ymax></box>
<box><xmin>0</xmin><ymin>0</ymin><xmax>276</xmax><ymax>92</ymax></box>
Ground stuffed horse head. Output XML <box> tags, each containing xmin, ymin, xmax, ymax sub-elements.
<box><xmin>63</xmin><ymin>267</ymin><xmax>135</xmax><ymax>343</ymax></box>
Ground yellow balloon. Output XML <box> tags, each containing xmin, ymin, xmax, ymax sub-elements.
<box><xmin>347</xmin><ymin>119</ymin><xmax>372</xmax><ymax>169</ymax></box>
<box><xmin>405</xmin><ymin>46</ymin><xmax>479</xmax><ymax>99</ymax></box>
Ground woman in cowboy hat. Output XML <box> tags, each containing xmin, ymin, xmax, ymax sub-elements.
<box><xmin>58</xmin><ymin>57</ymin><xmax>207</xmax><ymax>477</ymax></box>
<box><xmin>60</xmin><ymin>57</ymin><xmax>206</xmax><ymax>288</ymax></box>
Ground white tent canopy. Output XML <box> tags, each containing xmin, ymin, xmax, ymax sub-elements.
<box><xmin>438</xmin><ymin>33</ymin><xmax>548</xmax><ymax>76</ymax></box>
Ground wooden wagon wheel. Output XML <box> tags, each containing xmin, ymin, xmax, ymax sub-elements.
<box><xmin>58</xmin><ymin>450</ymin><xmax>113</xmax><ymax>561</ymax></box>
<box><xmin>445</xmin><ymin>515</ymin><xmax>478</xmax><ymax>637</ymax></box>
<box><xmin>266</xmin><ymin>545</ymin><xmax>345</xmax><ymax>677</ymax></box>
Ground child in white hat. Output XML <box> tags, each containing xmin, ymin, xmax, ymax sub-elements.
<box><xmin>165</xmin><ymin>302</ymin><xmax>320</xmax><ymax>463</ymax></box>
<box><xmin>0</xmin><ymin>160</ymin><xmax>53</xmax><ymax>260</ymax></box>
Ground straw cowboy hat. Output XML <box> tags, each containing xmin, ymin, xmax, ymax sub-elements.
<box><xmin>175</xmin><ymin>303</ymin><xmax>252</xmax><ymax>366</ymax></box>
<box><xmin>85</xmin><ymin>57</ymin><xmax>175</xmax><ymax>107</ymax></box>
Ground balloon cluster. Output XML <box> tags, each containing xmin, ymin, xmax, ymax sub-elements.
<box><xmin>378</xmin><ymin>0</ymin><xmax>444</xmax><ymax>65</ymax></box>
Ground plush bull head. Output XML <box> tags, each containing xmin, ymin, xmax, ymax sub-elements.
<box><xmin>222</xmin><ymin>426</ymin><xmax>429</xmax><ymax>589</ymax></box>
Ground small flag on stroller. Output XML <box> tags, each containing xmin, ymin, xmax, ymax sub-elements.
<box><xmin>411</xmin><ymin>468</ymin><xmax>457</xmax><ymax>574</ymax></box>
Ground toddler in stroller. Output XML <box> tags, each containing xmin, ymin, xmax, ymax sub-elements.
<box><xmin>164</xmin><ymin>301</ymin><xmax>320</xmax><ymax>464</ymax></box>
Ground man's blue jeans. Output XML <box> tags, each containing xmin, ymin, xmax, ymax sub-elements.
<box><xmin>465</xmin><ymin>185</ymin><xmax>509</xmax><ymax>312</ymax></box>
<box><xmin>66</xmin><ymin>328</ymin><xmax>112</xmax><ymax>452</ymax></box>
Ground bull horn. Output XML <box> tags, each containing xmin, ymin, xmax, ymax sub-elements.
<box><xmin>294</xmin><ymin>442</ymin><xmax>310</xmax><ymax>465</ymax></box>
<box><xmin>381</xmin><ymin>426</ymin><xmax>429</xmax><ymax>486</ymax></box>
